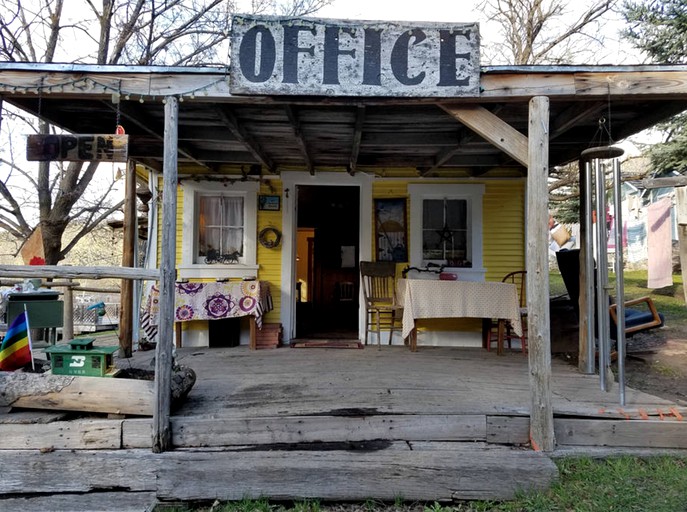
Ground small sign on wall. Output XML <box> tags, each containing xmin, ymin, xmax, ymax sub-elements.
<box><xmin>27</xmin><ymin>134</ymin><xmax>128</xmax><ymax>162</ymax></box>
<box><xmin>259</xmin><ymin>195</ymin><xmax>281</xmax><ymax>211</ymax></box>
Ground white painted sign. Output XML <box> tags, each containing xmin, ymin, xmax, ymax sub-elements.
<box><xmin>230</xmin><ymin>15</ymin><xmax>480</xmax><ymax>97</ymax></box>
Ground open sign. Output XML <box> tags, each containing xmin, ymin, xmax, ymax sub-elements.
<box><xmin>27</xmin><ymin>134</ymin><xmax>128</xmax><ymax>162</ymax></box>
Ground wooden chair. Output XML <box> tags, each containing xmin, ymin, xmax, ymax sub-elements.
<box><xmin>488</xmin><ymin>270</ymin><xmax>528</xmax><ymax>354</ymax></box>
<box><xmin>556</xmin><ymin>249</ymin><xmax>666</xmax><ymax>340</ymax></box>
<box><xmin>360</xmin><ymin>261</ymin><xmax>403</xmax><ymax>348</ymax></box>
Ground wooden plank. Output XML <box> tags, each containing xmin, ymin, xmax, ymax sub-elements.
<box><xmin>527</xmin><ymin>96</ymin><xmax>555</xmax><ymax>452</ymax></box>
<box><xmin>555</xmin><ymin>419</ymin><xmax>687</xmax><ymax>448</ymax></box>
<box><xmin>0</xmin><ymin>419</ymin><xmax>122</xmax><ymax>450</ymax></box>
<box><xmin>157</xmin><ymin>446</ymin><xmax>557</xmax><ymax>501</ymax></box>
<box><xmin>349</xmin><ymin>105</ymin><xmax>365</xmax><ymax>175</ymax></box>
<box><xmin>0</xmin><ymin>450</ymin><xmax>158</xmax><ymax>494</ymax></box>
<box><xmin>0</xmin><ymin>371</ymin><xmax>154</xmax><ymax>416</ymax></box>
<box><xmin>439</xmin><ymin>104</ymin><xmax>528</xmax><ymax>166</ymax></box>
<box><xmin>0</xmin><ymin>492</ymin><xmax>157</xmax><ymax>512</ymax></box>
<box><xmin>0</xmin><ymin>264</ymin><xmax>158</xmax><ymax>280</ymax></box>
<box><xmin>486</xmin><ymin>416</ymin><xmax>529</xmax><ymax>445</ymax></box>
<box><xmin>61</xmin><ymin>278</ymin><xmax>74</xmax><ymax>342</ymax></box>
<box><xmin>154</xmin><ymin>96</ymin><xmax>178</xmax><ymax>453</ymax></box>
<box><xmin>126</xmin><ymin>414</ymin><xmax>486</xmax><ymax>448</ymax></box>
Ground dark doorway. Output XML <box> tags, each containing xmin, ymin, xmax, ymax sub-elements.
<box><xmin>295</xmin><ymin>185</ymin><xmax>359</xmax><ymax>339</ymax></box>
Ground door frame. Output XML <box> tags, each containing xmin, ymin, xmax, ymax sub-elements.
<box><xmin>280</xmin><ymin>172</ymin><xmax>373</xmax><ymax>342</ymax></box>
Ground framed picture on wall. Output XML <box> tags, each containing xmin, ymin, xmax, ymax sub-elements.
<box><xmin>258</xmin><ymin>195</ymin><xmax>280</xmax><ymax>211</ymax></box>
<box><xmin>374</xmin><ymin>198</ymin><xmax>408</xmax><ymax>262</ymax></box>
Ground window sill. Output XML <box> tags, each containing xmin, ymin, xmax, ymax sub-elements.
<box><xmin>178</xmin><ymin>264</ymin><xmax>259</xmax><ymax>280</ymax></box>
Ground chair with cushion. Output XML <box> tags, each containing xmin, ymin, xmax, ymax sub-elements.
<box><xmin>488</xmin><ymin>270</ymin><xmax>528</xmax><ymax>354</ymax></box>
<box><xmin>360</xmin><ymin>261</ymin><xmax>403</xmax><ymax>348</ymax></box>
<box><xmin>556</xmin><ymin>249</ymin><xmax>666</xmax><ymax>341</ymax></box>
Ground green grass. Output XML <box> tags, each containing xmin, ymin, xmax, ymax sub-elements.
<box><xmin>155</xmin><ymin>457</ymin><xmax>687</xmax><ymax>512</ymax></box>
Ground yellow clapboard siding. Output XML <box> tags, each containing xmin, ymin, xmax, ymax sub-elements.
<box><xmin>256</xmin><ymin>181</ymin><xmax>283</xmax><ymax>323</ymax></box>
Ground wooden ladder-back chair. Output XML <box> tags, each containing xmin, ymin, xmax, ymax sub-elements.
<box><xmin>360</xmin><ymin>261</ymin><xmax>403</xmax><ymax>348</ymax></box>
<box><xmin>489</xmin><ymin>270</ymin><xmax>528</xmax><ymax>354</ymax></box>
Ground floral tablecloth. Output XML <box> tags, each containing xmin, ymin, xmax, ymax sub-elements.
<box><xmin>146</xmin><ymin>280</ymin><xmax>272</xmax><ymax>329</ymax></box>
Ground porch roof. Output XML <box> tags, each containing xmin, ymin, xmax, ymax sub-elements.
<box><xmin>2</xmin><ymin>62</ymin><xmax>687</xmax><ymax>176</ymax></box>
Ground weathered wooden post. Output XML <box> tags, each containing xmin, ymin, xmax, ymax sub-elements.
<box><xmin>120</xmin><ymin>159</ymin><xmax>137</xmax><ymax>358</ymax></box>
<box><xmin>62</xmin><ymin>278</ymin><xmax>74</xmax><ymax>342</ymax></box>
<box><xmin>676</xmin><ymin>187</ymin><xmax>687</xmax><ymax>304</ymax></box>
<box><xmin>153</xmin><ymin>96</ymin><xmax>178</xmax><ymax>453</ymax></box>
<box><xmin>527</xmin><ymin>96</ymin><xmax>555</xmax><ymax>452</ymax></box>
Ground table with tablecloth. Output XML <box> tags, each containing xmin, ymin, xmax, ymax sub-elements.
<box><xmin>144</xmin><ymin>280</ymin><xmax>272</xmax><ymax>349</ymax></box>
<box><xmin>397</xmin><ymin>278</ymin><xmax>522</xmax><ymax>353</ymax></box>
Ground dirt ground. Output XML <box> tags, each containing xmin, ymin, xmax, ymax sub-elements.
<box><xmin>551</xmin><ymin>304</ymin><xmax>687</xmax><ymax>405</ymax></box>
<box><xmin>622</xmin><ymin>327</ymin><xmax>687</xmax><ymax>405</ymax></box>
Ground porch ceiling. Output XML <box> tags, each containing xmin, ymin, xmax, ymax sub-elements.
<box><xmin>3</xmin><ymin>63</ymin><xmax>687</xmax><ymax>177</ymax></box>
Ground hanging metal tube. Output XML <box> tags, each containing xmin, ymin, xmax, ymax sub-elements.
<box><xmin>584</xmin><ymin>161</ymin><xmax>596</xmax><ymax>374</ymax></box>
<box><xmin>613</xmin><ymin>158</ymin><xmax>626</xmax><ymax>405</ymax></box>
<box><xmin>594</xmin><ymin>158</ymin><xmax>611</xmax><ymax>391</ymax></box>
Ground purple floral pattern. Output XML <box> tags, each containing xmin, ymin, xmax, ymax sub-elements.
<box><xmin>147</xmin><ymin>281</ymin><xmax>272</xmax><ymax>328</ymax></box>
<box><xmin>205</xmin><ymin>293</ymin><xmax>235</xmax><ymax>318</ymax></box>
<box><xmin>175</xmin><ymin>305</ymin><xmax>195</xmax><ymax>321</ymax></box>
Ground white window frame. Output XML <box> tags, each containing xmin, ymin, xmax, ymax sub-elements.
<box><xmin>179</xmin><ymin>180</ymin><xmax>259</xmax><ymax>279</ymax></box>
<box><xmin>408</xmin><ymin>183</ymin><xmax>485</xmax><ymax>277</ymax></box>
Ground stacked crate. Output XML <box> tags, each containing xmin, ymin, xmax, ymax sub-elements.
<box><xmin>255</xmin><ymin>323</ymin><xmax>282</xmax><ymax>349</ymax></box>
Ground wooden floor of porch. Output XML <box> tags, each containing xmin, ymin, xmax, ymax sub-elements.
<box><xmin>1</xmin><ymin>345</ymin><xmax>686</xmax><ymax>509</ymax></box>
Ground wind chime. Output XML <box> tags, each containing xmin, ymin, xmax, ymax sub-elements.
<box><xmin>579</xmin><ymin>120</ymin><xmax>627</xmax><ymax>405</ymax></box>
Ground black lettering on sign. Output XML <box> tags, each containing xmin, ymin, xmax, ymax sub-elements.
<box><xmin>323</xmin><ymin>26</ymin><xmax>356</xmax><ymax>85</ymax></box>
<box><xmin>282</xmin><ymin>24</ymin><xmax>316</xmax><ymax>84</ymax></box>
<box><xmin>26</xmin><ymin>134</ymin><xmax>128</xmax><ymax>162</ymax></box>
<box><xmin>239</xmin><ymin>25</ymin><xmax>276</xmax><ymax>82</ymax></box>
<box><xmin>230</xmin><ymin>15</ymin><xmax>480</xmax><ymax>97</ymax></box>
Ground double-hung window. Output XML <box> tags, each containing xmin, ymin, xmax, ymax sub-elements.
<box><xmin>408</xmin><ymin>184</ymin><xmax>485</xmax><ymax>279</ymax></box>
<box><xmin>180</xmin><ymin>180</ymin><xmax>258</xmax><ymax>279</ymax></box>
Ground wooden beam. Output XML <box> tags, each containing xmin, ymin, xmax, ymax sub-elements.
<box><xmin>578</xmin><ymin>159</ymin><xmax>592</xmax><ymax>374</ymax></box>
<box><xmin>349</xmin><ymin>105</ymin><xmax>365</xmax><ymax>176</ymax></box>
<box><xmin>676</xmin><ymin>187</ymin><xmax>687</xmax><ymax>304</ymax></box>
<box><xmin>284</xmin><ymin>105</ymin><xmax>314</xmax><ymax>174</ymax></box>
<box><xmin>0</xmin><ymin>371</ymin><xmax>154</xmax><ymax>416</ymax></box>
<box><xmin>61</xmin><ymin>278</ymin><xmax>74</xmax><ymax>342</ymax></box>
<box><xmin>153</xmin><ymin>96</ymin><xmax>178</xmax><ymax>454</ymax></box>
<box><xmin>526</xmin><ymin>96</ymin><xmax>555</xmax><ymax>452</ymax></box>
<box><xmin>101</xmin><ymin>100</ymin><xmax>208</xmax><ymax>169</ymax></box>
<box><xmin>641</xmin><ymin>176</ymin><xmax>687</xmax><ymax>189</ymax></box>
<box><xmin>439</xmin><ymin>104</ymin><xmax>528</xmax><ymax>167</ymax></box>
<box><xmin>216</xmin><ymin>107</ymin><xmax>276</xmax><ymax>173</ymax></box>
<box><xmin>0</xmin><ymin>265</ymin><xmax>158</xmax><ymax>280</ymax></box>
<box><xmin>119</xmin><ymin>160</ymin><xmax>136</xmax><ymax>358</ymax></box>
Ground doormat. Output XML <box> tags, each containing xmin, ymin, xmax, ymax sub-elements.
<box><xmin>289</xmin><ymin>340</ymin><xmax>364</xmax><ymax>349</ymax></box>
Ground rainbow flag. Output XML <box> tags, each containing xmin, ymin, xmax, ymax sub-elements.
<box><xmin>0</xmin><ymin>311</ymin><xmax>32</xmax><ymax>371</ymax></box>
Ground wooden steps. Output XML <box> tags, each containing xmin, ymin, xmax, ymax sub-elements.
<box><xmin>0</xmin><ymin>444</ymin><xmax>558</xmax><ymax>502</ymax></box>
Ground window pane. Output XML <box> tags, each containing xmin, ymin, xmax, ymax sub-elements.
<box><xmin>446</xmin><ymin>199</ymin><xmax>467</xmax><ymax>229</ymax></box>
<box><xmin>423</xmin><ymin>200</ymin><xmax>444</xmax><ymax>229</ymax></box>
<box><xmin>197</xmin><ymin>195</ymin><xmax>245</xmax><ymax>263</ymax></box>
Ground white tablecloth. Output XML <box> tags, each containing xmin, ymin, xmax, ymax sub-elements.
<box><xmin>397</xmin><ymin>279</ymin><xmax>522</xmax><ymax>339</ymax></box>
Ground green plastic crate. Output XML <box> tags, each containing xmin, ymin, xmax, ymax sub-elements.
<box><xmin>45</xmin><ymin>338</ymin><xmax>119</xmax><ymax>377</ymax></box>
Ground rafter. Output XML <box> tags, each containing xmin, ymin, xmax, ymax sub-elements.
<box><xmin>100</xmin><ymin>100</ymin><xmax>209</xmax><ymax>170</ymax></box>
<box><xmin>216</xmin><ymin>107</ymin><xmax>277</xmax><ymax>174</ymax></box>
<box><xmin>284</xmin><ymin>105</ymin><xmax>313</xmax><ymax>175</ymax></box>
<box><xmin>348</xmin><ymin>106</ymin><xmax>365</xmax><ymax>176</ymax></box>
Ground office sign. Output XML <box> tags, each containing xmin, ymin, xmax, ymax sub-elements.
<box><xmin>27</xmin><ymin>134</ymin><xmax>128</xmax><ymax>162</ymax></box>
<box><xmin>230</xmin><ymin>15</ymin><xmax>480</xmax><ymax>97</ymax></box>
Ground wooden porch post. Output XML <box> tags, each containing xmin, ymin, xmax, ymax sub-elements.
<box><xmin>526</xmin><ymin>96</ymin><xmax>555</xmax><ymax>452</ymax></box>
<box><xmin>119</xmin><ymin>159</ymin><xmax>137</xmax><ymax>358</ymax></box>
<box><xmin>153</xmin><ymin>96</ymin><xmax>178</xmax><ymax>453</ymax></box>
